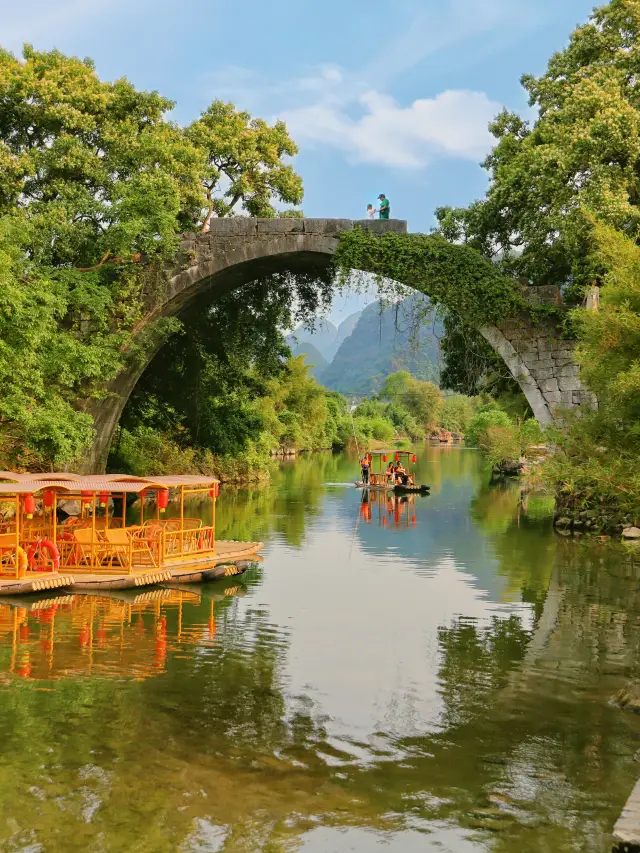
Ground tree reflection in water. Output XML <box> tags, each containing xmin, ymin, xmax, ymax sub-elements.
<box><xmin>0</xmin><ymin>453</ymin><xmax>637</xmax><ymax>851</ymax></box>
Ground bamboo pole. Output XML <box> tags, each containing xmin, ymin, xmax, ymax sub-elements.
<box><xmin>180</xmin><ymin>486</ymin><xmax>184</xmax><ymax>555</ymax></box>
<box><xmin>14</xmin><ymin>496</ymin><xmax>20</xmax><ymax>580</ymax></box>
<box><xmin>122</xmin><ymin>491</ymin><xmax>126</xmax><ymax>529</ymax></box>
<box><xmin>53</xmin><ymin>492</ymin><xmax>58</xmax><ymax>555</ymax></box>
<box><xmin>91</xmin><ymin>494</ymin><xmax>97</xmax><ymax>569</ymax></box>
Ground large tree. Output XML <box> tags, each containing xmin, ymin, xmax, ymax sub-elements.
<box><xmin>436</xmin><ymin>0</ymin><xmax>640</xmax><ymax>400</ymax></box>
<box><xmin>437</xmin><ymin>0</ymin><xmax>640</xmax><ymax>298</ymax></box>
<box><xmin>187</xmin><ymin>101</ymin><xmax>303</xmax><ymax>228</ymax></box>
<box><xmin>0</xmin><ymin>46</ymin><xmax>304</xmax><ymax>467</ymax></box>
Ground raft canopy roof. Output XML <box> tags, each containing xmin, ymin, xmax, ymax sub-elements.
<box><xmin>365</xmin><ymin>450</ymin><xmax>414</xmax><ymax>456</ymax></box>
<box><xmin>0</xmin><ymin>473</ymin><xmax>219</xmax><ymax>494</ymax></box>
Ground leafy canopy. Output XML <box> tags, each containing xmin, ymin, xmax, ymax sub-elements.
<box><xmin>334</xmin><ymin>230</ymin><xmax>522</xmax><ymax>327</ymax></box>
<box><xmin>0</xmin><ymin>45</ymin><xmax>304</xmax><ymax>467</ymax></box>
<box><xmin>543</xmin><ymin>223</ymin><xmax>640</xmax><ymax>513</ymax></box>
<box><xmin>187</xmin><ymin>101</ymin><xmax>303</xmax><ymax>223</ymax></box>
<box><xmin>436</xmin><ymin>0</ymin><xmax>640</xmax><ymax>299</ymax></box>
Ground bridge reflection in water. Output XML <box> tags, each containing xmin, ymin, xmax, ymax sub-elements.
<box><xmin>0</xmin><ymin>584</ymin><xmax>244</xmax><ymax>683</ymax></box>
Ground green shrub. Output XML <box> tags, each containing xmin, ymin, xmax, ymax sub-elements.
<box><xmin>466</xmin><ymin>409</ymin><xmax>512</xmax><ymax>447</ymax></box>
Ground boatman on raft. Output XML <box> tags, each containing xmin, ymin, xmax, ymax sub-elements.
<box><xmin>360</xmin><ymin>455</ymin><xmax>371</xmax><ymax>485</ymax></box>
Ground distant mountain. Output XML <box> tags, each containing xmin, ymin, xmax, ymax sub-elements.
<box><xmin>288</xmin><ymin>341</ymin><xmax>328</xmax><ymax>380</ymax></box>
<box><xmin>334</xmin><ymin>310</ymin><xmax>362</xmax><ymax>350</ymax></box>
<box><xmin>288</xmin><ymin>319</ymin><xmax>338</xmax><ymax>363</ymax></box>
<box><xmin>321</xmin><ymin>297</ymin><xmax>441</xmax><ymax>395</ymax></box>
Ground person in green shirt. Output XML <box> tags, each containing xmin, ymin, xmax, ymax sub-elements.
<box><xmin>378</xmin><ymin>194</ymin><xmax>390</xmax><ymax>219</ymax></box>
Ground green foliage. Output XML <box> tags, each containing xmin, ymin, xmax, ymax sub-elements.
<box><xmin>0</xmin><ymin>46</ymin><xmax>305</xmax><ymax>468</ymax></box>
<box><xmin>435</xmin><ymin>0</ymin><xmax>640</xmax><ymax>301</ymax></box>
<box><xmin>465</xmin><ymin>408</ymin><xmax>513</xmax><ymax>448</ymax></box>
<box><xmin>186</xmin><ymin>100</ymin><xmax>302</xmax><ymax>222</ymax></box>
<box><xmin>380</xmin><ymin>371</ymin><xmax>443</xmax><ymax>430</ymax></box>
<box><xmin>334</xmin><ymin>229</ymin><xmax>522</xmax><ymax>325</ymax></box>
<box><xmin>542</xmin><ymin>223</ymin><xmax>640</xmax><ymax>515</ymax></box>
<box><xmin>440</xmin><ymin>395</ymin><xmax>477</xmax><ymax>435</ymax></box>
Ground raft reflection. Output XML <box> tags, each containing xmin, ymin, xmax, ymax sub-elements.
<box><xmin>0</xmin><ymin>583</ymin><xmax>245</xmax><ymax>682</ymax></box>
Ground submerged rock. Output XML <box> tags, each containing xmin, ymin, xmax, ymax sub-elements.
<box><xmin>612</xmin><ymin>680</ymin><xmax>640</xmax><ymax>712</ymax></box>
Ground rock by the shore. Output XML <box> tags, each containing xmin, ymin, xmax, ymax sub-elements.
<box><xmin>622</xmin><ymin>527</ymin><xmax>640</xmax><ymax>540</ymax></box>
<box><xmin>612</xmin><ymin>680</ymin><xmax>640</xmax><ymax>712</ymax></box>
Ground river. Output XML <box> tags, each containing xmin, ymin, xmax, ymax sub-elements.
<box><xmin>0</xmin><ymin>446</ymin><xmax>639</xmax><ymax>852</ymax></box>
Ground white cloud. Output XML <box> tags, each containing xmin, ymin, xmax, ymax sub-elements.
<box><xmin>0</xmin><ymin>0</ymin><xmax>131</xmax><ymax>55</ymax></box>
<box><xmin>281</xmin><ymin>88</ymin><xmax>502</xmax><ymax>169</ymax></box>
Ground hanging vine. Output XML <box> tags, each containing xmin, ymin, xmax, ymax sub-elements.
<box><xmin>333</xmin><ymin>229</ymin><xmax>525</xmax><ymax>326</ymax></box>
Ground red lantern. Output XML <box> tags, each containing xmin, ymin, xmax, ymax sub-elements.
<box><xmin>412</xmin><ymin>454</ymin><xmax>417</xmax><ymax>464</ymax></box>
<box><xmin>140</xmin><ymin>489</ymin><xmax>148</xmax><ymax>498</ymax></box>
<box><xmin>81</xmin><ymin>490</ymin><xmax>92</xmax><ymax>505</ymax></box>
<box><xmin>43</xmin><ymin>490</ymin><xmax>55</xmax><ymax>510</ymax></box>
<box><xmin>368</xmin><ymin>453</ymin><xmax>373</xmax><ymax>463</ymax></box>
<box><xmin>209</xmin><ymin>483</ymin><xmax>220</xmax><ymax>499</ymax></box>
<box><xmin>99</xmin><ymin>491</ymin><xmax>109</xmax><ymax>508</ymax></box>
<box><xmin>158</xmin><ymin>489</ymin><xmax>169</xmax><ymax>513</ymax></box>
<box><xmin>24</xmin><ymin>495</ymin><xmax>36</xmax><ymax>519</ymax></box>
<box><xmin>395</xmin><ymin>453</ymin><xmax>400</xmax><ymax>462</ymax></box>
<box><xmin>382</xmin><ymin>455</ymin><xmax>388</xmax><ymax>463</ymax></box>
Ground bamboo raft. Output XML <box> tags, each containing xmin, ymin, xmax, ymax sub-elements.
<box><xmin>613</xmin><ymin>779</ymin><xmax>640</xmax><ymax>851</ymax></box>
<box><xmin>70</xmin><ymin>569</ymin><xmax>173</xmax><ymax>591</ymax></box>
<box><xmin>164</xmin><ymin>541</ymin><xmax>264</xmax><ymax>584</ymax></box>
<box><xmin>0</xmin><ymin>574</ymin><xmax>74</xmax><ymax>596</ymax></box>
<box><xmin>0</xmin><ymin>472</ymin><xmax>264</xmax><ymax>594</ymax></box>
<box><xmin>356</xmin><ymin>450</ymin><xmax>428</xmax><ymax>493</ymax></box>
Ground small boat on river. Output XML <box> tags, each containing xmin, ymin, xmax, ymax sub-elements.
<box><xmin>355</xmin><ymin>450</ymin><xmax>430</xmax><ymax>493</ymax></box>
<box><xmin>0</xmin><ymin>472</ymin><xmax>264</xmax><ymax>594</ymax></box>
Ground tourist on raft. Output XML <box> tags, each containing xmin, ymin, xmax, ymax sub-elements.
<box><xmin>394</xmin><ymin>462</ymin><xmax>408</xmax><ymax>486</ymax></box>
<box><xmin>360</xmin><ymin>456</ymin><xmax>371</xmax><ymax>485</ymax></box>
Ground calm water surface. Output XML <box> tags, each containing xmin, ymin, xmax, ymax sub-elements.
<box><xmin>1</xmin><ymin>446</ymin><xmax>639</xmax><ymax>852</ymax></box>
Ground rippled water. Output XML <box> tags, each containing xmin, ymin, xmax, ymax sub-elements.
<box><xmin>0</xmin><ymin>446</ymin><xmax>639</xmax><ymax>852</ymax></box>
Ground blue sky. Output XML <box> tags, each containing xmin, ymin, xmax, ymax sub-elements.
<box><xmin>2</xmin><ymin>0</ymin><xmax>596</xmax><ymax>321</ymax></box>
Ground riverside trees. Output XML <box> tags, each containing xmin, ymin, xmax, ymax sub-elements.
<box><xmin>0</xmin><ymin>46</ymin><xmax>304</xmax><ymax>468</ymax></box>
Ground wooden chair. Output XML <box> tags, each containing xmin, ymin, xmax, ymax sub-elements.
<box><xmin>72</xmin><ymin>528</ymin><xmax>109</xmax><ymax>568</ymax></box>
<box><xmin>0</xmin><ymin>532</ymin><xmax>23</xmax><ymax>576</ymax></box>
<box><xmin>104</xmin><ymin>528</ymin><xmax>158</xmax><ymax>569</ymax></box>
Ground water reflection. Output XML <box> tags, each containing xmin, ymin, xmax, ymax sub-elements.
<box><xmin>0</xmin><ymin>584</ymin><xmax>245</xmax><ymax>683</ymax></box>
<box><xmin>0</xmin><ymin>448</ymin><xmax>637</xmax><ymax>851</ymax></box>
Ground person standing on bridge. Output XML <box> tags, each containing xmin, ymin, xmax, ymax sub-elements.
<box><xmin>378</xmin><ymin>194</ymin><xmax>390</xmax><ymax>220</ymax></box>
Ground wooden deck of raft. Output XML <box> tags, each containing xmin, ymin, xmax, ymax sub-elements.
<box><xmin>0</xmin><ymin>574</ymin><xmax>75</xmax><ymax>596</ymax></box>
<box><xmin>0</xmin><ymin>540</ymin><xmax>264</xmax><ymax>595</ymax></box>
<box><xmin>613</xmin><ymin>779</ymin><xmax>640</xmax><ymax>851</ymax></box>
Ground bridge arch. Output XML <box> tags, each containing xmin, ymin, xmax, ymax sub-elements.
<box><xmin>83</xmin><ymin>218</ymin><xmax>586</xmax><ymax>472</ymax></box>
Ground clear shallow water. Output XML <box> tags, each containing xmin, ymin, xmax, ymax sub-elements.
<box><xmin>1</xmin><ymin>446</ymin><xmax>640</xmax><ymax>851</ymax></box>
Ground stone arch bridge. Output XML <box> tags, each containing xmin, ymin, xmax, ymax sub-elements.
<box><xmin>84</xmin><ymin>218</ymin><xmax>587</xmax><ymax>471</ymax></box>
